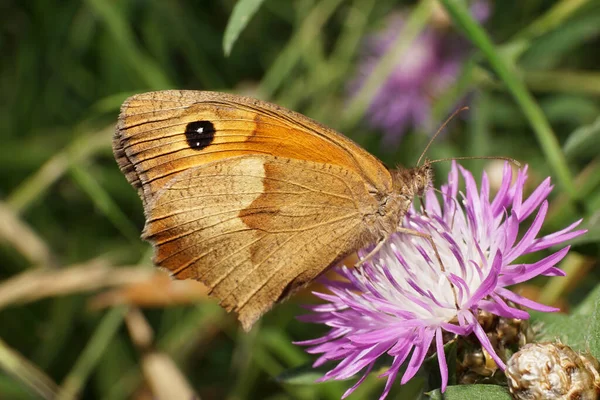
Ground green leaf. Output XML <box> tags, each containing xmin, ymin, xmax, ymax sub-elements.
<box><xmin>223</xmin><ymin>0</ymin><xmax>266</xmax><ymax>56</ymax></box>
<box><xmin>533</xmin><ymin>279</ymin><xmax>600</xmax><ymax>357</ymax></box>
<box><xmin>573</xmin><ymin>282</ymin><xmax>600</xmax><ymax>359</ymax></box>
<box><xmin>587</xmin><ymin>294</ymin><xmax>600</xmax><ymax>359</ymax></box>
<box><xmin>531</xmin><ymin>312</ymin><xmax>589</xmax><ymax>351</ymax></box>
<box><xmin>575</xmin><ymin>284</ymin><xmax>600</xmax><ymax>316</ymax></box>
<box><xmin>427</xmin><ymin>384</ymin><xmax>512</xmax><ymax>399</ymax></box>
<box><xmin>564</xmin><ymin>115</ymin><xmax>600</xmax><ymax>160</ymax></box>
<box><xmin>423</xmin><ymin>341</ymin><xmax>458</xmax><ymax>390</ymax></box>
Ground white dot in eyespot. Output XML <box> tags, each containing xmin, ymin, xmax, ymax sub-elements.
<box><xmin>196</xmin><ymin>127</ymin><xmax>204</xmax><ymax>133</ymax></box>
<box><xmin>196</xmin><ymin>142</ymin><xmax>201</xmax><ymax>147</ymax></box>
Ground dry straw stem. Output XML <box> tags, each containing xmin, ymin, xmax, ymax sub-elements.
<box><xmin>0</xmin><ymin>260</ymin><xmax>155</xmax><ymax>309</ymax></box>
<box><xmin>0</xmin><ymin>201</ymin><xmax>55</xmax><ymax>267</ymax></box>
<box><xmin>0</xmin><ymin>337</ymin><xmax>59</xmax><ymax>399</ymax></box>
<box><xmin>90</xmin><ymin>271</ymin><xmax>209</xmax><ymax>309</ymax></box>
<box><xmin>125</xmin><ymin>308</ymin><xmax>200</xmax><ymax>399</ymax></box>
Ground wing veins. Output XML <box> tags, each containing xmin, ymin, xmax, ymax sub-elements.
<box><xmin>155</xmin><ymin>225</ymin><xmax>255</xmax><ymax>264</ymax></box>
<box><xmin>167</xmin><ymin>172</ymin><xmax>355</xmax><ymax>203</ymax></box>
<box><xmin>233</xmin><ymin>220</ymin><xmax>361</xmax><ymax>309</ymax></box>
<box><xmin>152</xmin><ymin>211</ymin><xmax>357</xmax><ymax>265</ymax></box>
<box><xmin>149</xmin><ymin>200</ymin><xmax>351</xmax><ymax>222</ymax></box>
<box><xmin>151</xmin><ymin>207</ymin><xmax>357</xmax><ymax>248</ymax></box>
<box><xmin>148</xmin><ymin>202</ymin><xmax>346</xmax><ymax>225</ymax></box>
<box><xmin>139</xmin><ymin>149</ymin><xmax>273</xmax><ymax>184</ymax></box>
<box><xmin>201</xmin><ymin>234</ymin><xmax>271</xmax><ymax>285</ymax></box>
<box><xmin>119</xmin><ymin>115</ymin><xmax>176</xmax><ymax>130</ymax></box>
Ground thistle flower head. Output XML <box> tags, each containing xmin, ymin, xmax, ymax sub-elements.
<box><xmin>296</xmin><ymin>162</ymin><xmax>585</xmax><ymax>399</ymax></box>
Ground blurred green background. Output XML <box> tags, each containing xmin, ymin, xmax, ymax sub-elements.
<box><xmin>1</xmin><ymin>0</ymin><xmax>599</xmax><ymax>399</ymax></box>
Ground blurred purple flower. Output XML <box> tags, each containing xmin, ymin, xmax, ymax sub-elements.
<box><xmin>349</xmin><ymin>3</ymin><xmax>490</xmax><ymax>145</ymax></box>
<box><xmin>296</xmin><ymin>162</ymin><xmax>585</xmax><ymax>399</ymax></box>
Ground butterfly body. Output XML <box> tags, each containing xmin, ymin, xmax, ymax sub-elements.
<box><xmin>113</xmin><ymin>90</ymin><xmax>432</xmax><ymax>330</ymax></box>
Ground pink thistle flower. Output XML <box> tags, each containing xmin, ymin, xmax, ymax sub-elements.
<box><xmin>296</xmin><ymin>162</ymin><xmax>586</xmax><ymax>399</ymax></box>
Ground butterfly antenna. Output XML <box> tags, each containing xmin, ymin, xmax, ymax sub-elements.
<box><xmin>428</xmin><ymin>156</ymin><xmax>522</xmax><ymax>168</ymax></box>
<box><xmin>417</xmin><ymin>106</ymin><xmax>470</xmax><ymax>167</ymax></box>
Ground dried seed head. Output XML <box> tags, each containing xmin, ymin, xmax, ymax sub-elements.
<box><xmin>456</xmin><ymin>310</ymin><xmax>535</xmax><ymax>384</ymax></box>
<box><xmin>506</xmin><ymin>342</ymin><xmax>600</xmax><ymax>400</ymax></box>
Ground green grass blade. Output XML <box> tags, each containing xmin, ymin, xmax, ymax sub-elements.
<box><xmin>564</xmin><ymin>115</ymin><xmax>600</xmax><ymax>160</ymax></box>
<box><xmin>440</xmin><ymin>0</ymin><xmax>578</xmax><ymax>201</ymax></box>
<box><xmin>7</xmin><ymin>127</ymin><xmax>112</xmax><ymax>214</ymax></box>
<box><xmin>69</xmin><ymin>165</ymin><xmax>141</xmax><ymax>245</ymax></box>
<box><xmin>0</xmin><ymin>337</ymin><xmax>59</xmax><ymax>399</ymax></box>
<box><xmin>304</xmin><ymin>0</ymin><xmax>377</xmax><ymax>122</ymax></box>
<box><xmin>523</xmin><ymin>69</ymin><xmax>600</xmax><ymax>96</ymax></box>
<box><xmin>223</xmin><ymin>0</ymin><xmax>267</xmax><ymax>56</ymax></box>
<box><xmin>84</xmin><ymin>0</ymin><xmax>172</xmax><ymax>89</ymax></box>
<box><xmin>340</xmin><ymin>0</ymin><xmax>433</xmax><ymax>131</ymax></box>
<box><xmin>258</xmin><ymin>0</ymin><xmax>345</xmax><ymax>99</ymax></box>
<box><xmin>503</xmin><ymin>0</ymin><xmax>592</xmax><ymax>61</ymax></box>
<box><xmin>56</xmin><ymin>307</ymin><xmax>127</xmax><ymax>400</ymax></box>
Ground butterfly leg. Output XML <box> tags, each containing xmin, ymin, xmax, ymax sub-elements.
<box><xmin>354</xmin><ymin>225</ymin><xmax>449</xmax><ymax>271</ymax></box>
<box><xmin>354</xmin><ymin>236</ymin><xmax>390</xmax><ymax>267</ymax></box>
<box><xmin>395</xmin><ymin>227</ymin><xmax>460</xmax><ymax>308</ymax></box>
<box><xmin>418</xmin><ymin>195</ymin><xmax>429</xmax><ymax>218</ymax></box>
<box><xmin>395</xmin><ymin>227</ymin><xmax>446</xmax><ymax>270</ymax></box>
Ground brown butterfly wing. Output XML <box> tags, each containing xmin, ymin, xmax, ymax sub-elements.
<box><xmin>113</xmin><ymin>90</ymin><xmax>393</xmax><ymax>206</ymax></box>
<box><xmin>113</xmin><ymin>90</ymin><xmax>394</xmax><ymax>329</ymax></box>
<box><xmin>143</xmin><ymin>155</ymin><xmax>378</xmax><ymax>330</ymax></box>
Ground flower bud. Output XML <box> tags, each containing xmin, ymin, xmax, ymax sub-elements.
<box><xmin>506</xmin><ymin>342</ymin><xmax>600</xmax><ymax>400</ymax></box>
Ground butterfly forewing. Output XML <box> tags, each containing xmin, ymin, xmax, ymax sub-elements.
<box><xmin>115</xmin><ymin>91</ymin><xmax>393</xmax><ymax>204</ymax></box>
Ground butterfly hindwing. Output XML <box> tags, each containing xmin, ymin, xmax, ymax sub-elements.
<box><xmin>142</xmin><ymin>155</ymin><xmax>378</xmax><ymax>329</ymax></box>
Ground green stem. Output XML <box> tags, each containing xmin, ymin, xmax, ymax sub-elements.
<box><xmin>340</xmin><ymin>0</ymin><xmax>434</xmax><ymax>131</ymax></box>
<box><xmin>440</xmin><ymin>0</ymin><xmax>579</xmax><ymax>201</ymax></box>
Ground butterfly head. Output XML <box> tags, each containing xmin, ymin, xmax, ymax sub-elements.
<box><xmin>367</xmin><ymin>163</ymin><xmax>434</xmax><ymax>238</ymax></box>
<box><xmin>410</xmin><ymin>162</ymin><xmax>433</xmax><ymax>197</ymax></box>
<box><xmin>391</xmin><ymin>162</ymin><xmax>434</xmax><ymax>199</ymax></box>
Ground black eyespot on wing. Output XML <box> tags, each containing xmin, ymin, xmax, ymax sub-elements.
<box><xmin>185</xmin><ymin>121</ymin><xmax>215</xmax><ymax>150</ymax></box>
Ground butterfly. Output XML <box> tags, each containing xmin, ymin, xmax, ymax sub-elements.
<box><xmin>113</xmin><ymin>90</ymin><xmax>432</xmax><ymax>330</ymax></box>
